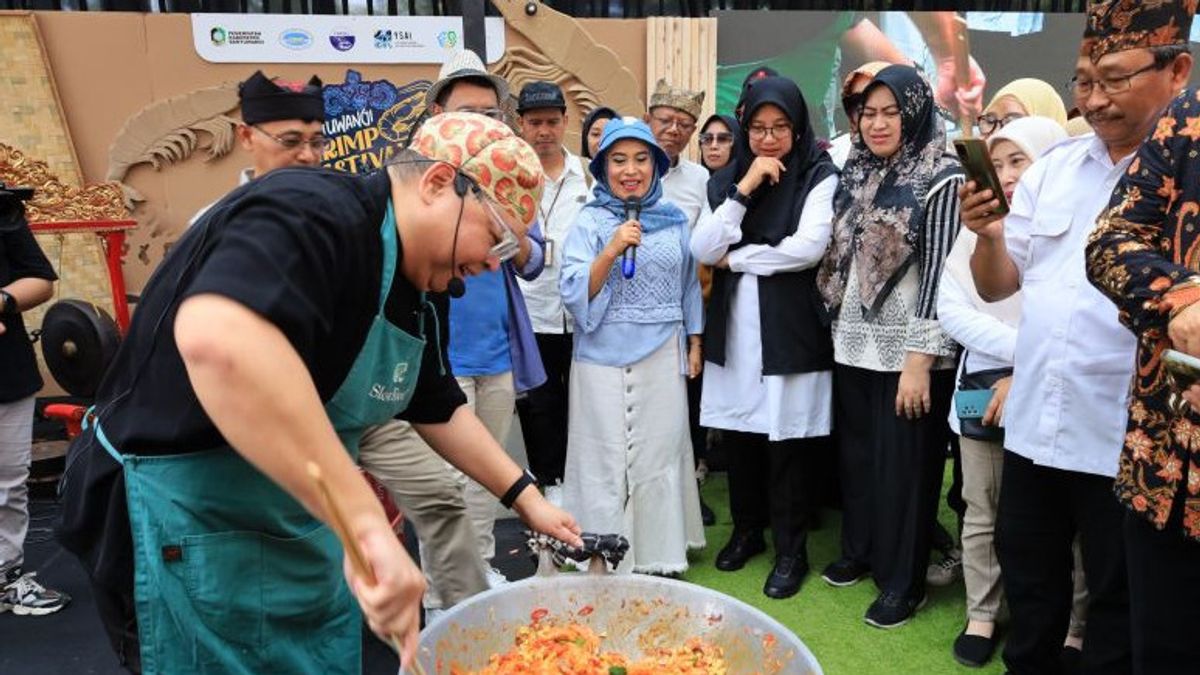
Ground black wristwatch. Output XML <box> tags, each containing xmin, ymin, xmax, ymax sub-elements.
<box><xmin>727</xmin><ymin>184</ymin><xmax>751</xmax><ymax>206</ymax></box>
<box><xmin>500</xmin><ymin>470</ymin><xmax>538</xmax><ymax>509</ymax></box>
<box><xmin>0</xmin><ymin>290</ymin><xmax>16</xmax><ymax>316</ymax></box>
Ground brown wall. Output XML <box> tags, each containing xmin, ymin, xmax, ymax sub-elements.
<box><xmin>34</xmin><ymin>12</ymin><xmax>647</xmax><ymax>292</ymax></box>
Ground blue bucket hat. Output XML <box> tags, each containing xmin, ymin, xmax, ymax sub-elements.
<box><xmin>589</xmin><ymin>116</ymin><xmax>671</xmax><ymax>183</ymax></box>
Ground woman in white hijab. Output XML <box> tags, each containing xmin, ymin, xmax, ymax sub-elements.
<box><xmin>937</xmin><ymin>115</ymin><xmax>1066</xmax><ymax>667</ymax></box>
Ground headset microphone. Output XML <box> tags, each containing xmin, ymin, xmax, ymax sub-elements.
<box><xmin>445</xmin><ymin>172</ymin><xmax>471</xmax><ymax>299</ymax></box>
<box><xmin>447</xmin><ymin>276</ymin><xmax>466</xmax><ymax>298</ymax></box>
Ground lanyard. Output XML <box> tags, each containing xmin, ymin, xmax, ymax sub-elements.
<box><xmin>537</xmin><ymin>175</ymin><xmax>568</xmax><ymax>227</ymax></box>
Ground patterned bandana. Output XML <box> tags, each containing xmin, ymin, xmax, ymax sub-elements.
<box><xmin>1083</xmin><ymin>0</ymin><xmax>1196</xmax><ymax>62</ymax></box>
<box><xmin>408</xmin><ymin>112</ymin><xmax>544</xmax><ymax>227</ymax></box>
<box><xmin>648</xmin><ymin>79</ymin><xmax>705</xmax><ymax>120</ymax></box>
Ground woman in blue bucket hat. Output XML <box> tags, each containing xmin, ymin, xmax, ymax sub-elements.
<box><xmin>558</xmin><ymin>118</ymin><xmax>706</xmax><ymax>574</ymax></box>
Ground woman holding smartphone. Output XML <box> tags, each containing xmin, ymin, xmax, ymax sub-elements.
<box><xmin>817</xmin><ymin>65</ymin><xmax>963</xmax><ymax>629</ymax></box>
<box><xmin>939</xmin><ymin>115</ymin><xmax>1066</xmax><ymax>667</ymax></box>
<box><xmin>558</xmin><ymin>118</ymin><xmax>705</xmax><ymax>575</ymax></box>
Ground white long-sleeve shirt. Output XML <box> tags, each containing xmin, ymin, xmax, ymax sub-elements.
<box><xmin>688</xmin><ymin>174</ymin><xmax>838</xmax><ymax>440</ymax></box>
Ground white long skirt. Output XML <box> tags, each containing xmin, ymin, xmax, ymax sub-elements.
<box><xmin>561</xmin><ymin>336</ymin><xmax>706</xmax><ymax>575</ymax></box>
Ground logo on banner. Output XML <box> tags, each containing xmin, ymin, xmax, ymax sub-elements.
<box><xmin>436</xmin><ymin>30</ymin><xmax>457</xmax><ymax>49</ymax></box>
<box><xmin>329</xmin><ymin>29</ymin><xmax>356</xmax><ymax>52</ymax></box>
<box><xmin>210</xmin><ymin>27</ymin><xmax>228</xmax><ymax>46</ymax></box>
<box><xmin>279</xmin><ymin>28</ymin><xmax>313</xmax><ymax>50</ymax></box>
<box><xmin>322</xmin><ymin>70</ymin><xmax>431</xmax><ymax>174</ymax></box>
<box><xmin>374</xmin><ymin>29</ymin><xmax>414</xmax><ymax>49</ymax></box>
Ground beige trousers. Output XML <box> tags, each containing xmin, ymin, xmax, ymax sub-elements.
<box><xmin>357</xmin><ymin>419</ymin><xmax>487</xmax><ymax>610</ymax></box>
<box><xmin>960</xmin><ymin>435</ymin><xmax>1007</xmax><ymax>621</ymax></box>
<box><xmin>451</xmin><ymin>372</ymin><xmax>517</xmax><ymax>564</ymax></box>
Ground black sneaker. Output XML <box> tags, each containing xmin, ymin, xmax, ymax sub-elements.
<box><xmin>820</xmin><ymin>558</ymin><xmax>870</xmax><ymax>587</ymax></box>
<box><xmin>953</xmin><ymin>628</ymin><xmax>997</xmax><ymax>667</ymax></box>
<box><xmin>863</xmin><ymin>591</ymin><xmax>926</xmax><ymax>629</ymax></box>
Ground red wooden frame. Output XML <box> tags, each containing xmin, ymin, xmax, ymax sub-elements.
<box><xmin>28</xmin><ymin>219</ymin><xmax>137</xmax><ymax>333</ymax></box>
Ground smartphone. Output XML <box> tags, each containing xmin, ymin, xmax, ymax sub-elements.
<box><xmin>1163</xmin><ymin>349</ymin><xmax>1200</xmax><ymax>389</ymax></box>
<box><xmin>953</xmin><ymin>138</ymin><xmax>1010</xmax><ymax>217</ymax></box>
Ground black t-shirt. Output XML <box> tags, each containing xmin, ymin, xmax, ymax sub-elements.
<box><xmin>0</xmin><ymin>203</ymin><xmax>58</xmax><ymax>403</ymax></box>
<box><xmin>59</xmin><ymin>167</ymin><xmax>464</xmax><ymax>593</ymax></box>
<box><xmin>93</xmin><ymin>166</ymin><xmax>464</xmax><ymax>454</ymax></box>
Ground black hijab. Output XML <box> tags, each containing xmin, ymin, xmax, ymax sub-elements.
<box><xmin>704</xmin><ymin>76</ymin><xmax>838</xmax><ymax>375</ymax></box>
<box><xmin>700</xmin><ymin>114</ymin><xmax>741</xmax><ymax>193</ymax></box>
<box><xmin>580</xmin><ymin>106</ymin><xmax>618</xmax><ymax>158</ymax></box>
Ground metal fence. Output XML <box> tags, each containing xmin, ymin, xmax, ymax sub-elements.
<box><xmin>0</xmin><ymin>0</ymin><xmax>1088</xmax><ymax>17</ymax></box>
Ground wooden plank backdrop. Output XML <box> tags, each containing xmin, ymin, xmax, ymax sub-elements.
<box><xmin>646</xmin><ymin>16</ymin><xmax>717</xmax><ymax>164</ymax></box>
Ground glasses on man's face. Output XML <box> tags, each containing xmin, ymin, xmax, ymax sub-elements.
<box><xmin>651</xmin><ymin>114</ymin><xmax>696</xmax><ymax>134</ymax></box>
<box><xmin>455</xmin><ymin>107</ymin><xmax>507</xmax><ymax>122</ymax></box>
<box><xmin>252</xmin><ymin>125</ymin><xmax>328</xmax><ymax>153</ymax></box>
<box><xmin>976</xmin><ymin>112</ymin><xmax>1025</xmax><ymax>135</ymax></box>
<box><xmin>698</xmin><ymin>132</ymin><xmax>734</xmax><ymax>147</ymax></box>
<box><xmin>474</xmin><ymin>191</ymin><xmax>522</xmax><ymax>263</ymax></box>
<box><xmin>747</xmin><ymin>123</ymin><xmax>793</xmax><ymax>140</ymax></box>
<box><xmin>1065</xmin><ymin>62</ymin><xmax>1160</xmax><ymax>98</ymax></box>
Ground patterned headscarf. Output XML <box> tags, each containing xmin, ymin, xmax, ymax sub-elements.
<box><xmin>818</xmin><ymin>65</ymin><xmax>962</xmax><ymax>319</ymax></box>
<box><xmin>408</xmin><ymin>112</ymin><xmax>544</xmax><ymax>227</ymax></box>
<box><xmin>1083</xmin><ymin>0</ymin><xmax>1195</xmax><ymax>62</ymax></box>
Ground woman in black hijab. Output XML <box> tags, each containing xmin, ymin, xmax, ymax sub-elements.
<box><xmin>580</xmin><ymin>106</ymin><xmax>618</xmax><ymax>159</ymax></box>
<box><xmin>698</xmin><ymin>114</ymin><xmax>739</xmax><ymax>174</ymax></box>
<box><xmin>817</xmin><ymin>65</ymin><xmax>963</xmax><ymax>629</ymax></box>
<box><xmin>690</xmin><ymin>76</ymin><xmax>838</xmax><ymax>600</ymax></box>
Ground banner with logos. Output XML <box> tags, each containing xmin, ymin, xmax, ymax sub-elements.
<box><xmin>192</xmin><ymin>14</ymin><xmax>505</xmax><ymax>64</ymax></box>
<box><xmin>321</xmin><ymin>70</ymin><xmax>431</xmax><ymax>174</ymax></box>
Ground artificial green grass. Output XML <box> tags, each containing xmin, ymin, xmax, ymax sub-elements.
<box><xmin>682</xmin><ymin>470</ymin><xmax>1005</xmax><ymax>675</ymax></box>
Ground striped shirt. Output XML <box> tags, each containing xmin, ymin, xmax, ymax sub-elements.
<box><xmin>832</xmin><ymin>176</ymin><xmax>963</xmax><ymax>372</ymax></box>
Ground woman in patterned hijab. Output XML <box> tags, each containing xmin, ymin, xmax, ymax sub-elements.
<box><xmin>816</xmin><ymin>65</ymin><xmax>964</xmax><ymax>629</ymax></box>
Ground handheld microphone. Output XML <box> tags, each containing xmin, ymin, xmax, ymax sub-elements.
<box><xmin>622</xmin><ymin>196</ymin><xmax>641</xmax><ymax>280</ymax></box>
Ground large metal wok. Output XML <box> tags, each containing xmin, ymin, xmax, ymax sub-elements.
<box><xmin>416</xmin><ymin>558</ymin><xmax>823</xmax><ymax>674</ymax></box>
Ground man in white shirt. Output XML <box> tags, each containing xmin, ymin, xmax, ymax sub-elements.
<box><xmin>646</xmin><ymin>79</ymin><xmax>710</xmax><ymax>230</ymax></box>
<box><xmin>646</xmin><ymin>79</ymin><xmax>714</xmax><ymax>523</ymax></box>
<box><xmin>960</xmin><ymin>6</ymin><xmax>1192</xmax><ymax>671</ymax></box>
<box><xmin>188</xmin><ymin>71</ymin><xmax>327</xmax><ymax>226</ymax></box>
<box><xmin>514</xmin><ymin>81</ymin><xmax>590</xmax><ymax>498</ymax></box>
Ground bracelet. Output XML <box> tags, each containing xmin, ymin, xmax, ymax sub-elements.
<box><xmin>500</xmin><ymin>470</ymin><xmax>537</xmax><ymax>510</ymax></box>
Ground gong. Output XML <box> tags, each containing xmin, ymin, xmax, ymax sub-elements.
<box><xmin>40</xmin><ymin>299</ymin><xmax>121</xmax><ymax>398</ymax></box>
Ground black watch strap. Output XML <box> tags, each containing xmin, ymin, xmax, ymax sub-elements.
<box><xmin>727</xmin><ymin>184</ymin><xmax>750</xmax><ymax>206</ymax></box>
<box><xmin>0</xmin><ymin>290</ymin><xmax>16</xmax><ymax>316</ymax></box>
<box><xmin>500</xmin><ymin>470</ymin><xmax>537</xmax><ymax>509</ymax></box>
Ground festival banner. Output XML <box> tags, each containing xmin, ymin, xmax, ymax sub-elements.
<box><xmin>192</xmin><ymin>14</ymin><xmax>505</xmax><ymax>64</ymax></box>
<box><xmin>321</xmin><ymin>70</ymin><xmax>431</xmax><ymax>174</ymax></box>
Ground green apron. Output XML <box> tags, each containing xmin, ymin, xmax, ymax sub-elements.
<box><xmin>91</xmin><ymin>203</ymin><xmax>428</xmax><ymax>674</ymax></box>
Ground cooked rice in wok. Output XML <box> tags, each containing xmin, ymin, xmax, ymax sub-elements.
<box><xmin>455</xmin><ymin>615</ymin><xmax>728</xmax><ymax>675</ymax></box>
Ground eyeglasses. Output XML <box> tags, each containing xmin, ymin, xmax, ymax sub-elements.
<box><xmin>252</xmin><ymin>125</ymin><xmax>328</xmax><ymax>153</ymax></box>
<box><xmin>650</xmin><ymin>114</ymin><xmax>696</xmax><ymax>134</ymax></box>
<box><xmin>1066</xmin><ymin>62</ymin><xmax>1161</xmax><ymax>98</ymax></box>
<box><xmin>455</xmin><ymin>107</ymin><xmax>507</xmax><ymax>122</ymax></box>
<box><xmin>976</xmin><ymin>112</ymin><xmax>1024</xmax><ymax>135</ymax></box>
<box><xmin>747</xmin><ymin>123</ymin><xmax>793</xmax><ymax>140</ymax></box>
<box><xmin>698</xmin><ymin>132</ymin><xmax>734</xmax><ymax>146</ymax></box>
<box><xmin>474</xmin><ymin>190</ymin><xmax>522</xmax><ymax>263</ymax></box>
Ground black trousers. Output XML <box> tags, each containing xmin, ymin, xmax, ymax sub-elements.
<box><xmin>722</xmin><ymin>430</ymin><xmax>822</xmax><ymax>558</ymax></box>
<box><xmin>686</xmin><ymin>371</ymin><xmax>706</xmax><ymax>466</ymax></box>
<box><xmin>1125</xmin><ymin>503</ymin><xmax>1200</xmax><ymax>674</ymax></box>
<box><xmin>90</xmin><ymin>576</ymin><xmax>141</xmax><ymax>674</ymax></box>
<box><xmin>995</xmin><ymin>451</ymin><xmax>1130</xmax><ymax>675</ymax></box>
<box><xmin>835</xmin><ymin>364</ymin><xmax>954</xmax><ymax>598</ymax></box>
<box><xmin>516</xmin><ymin>332</ymin><xmax>572</xmax><ymax>485</ymax></box>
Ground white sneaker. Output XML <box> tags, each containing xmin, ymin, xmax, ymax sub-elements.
<box><xmin>485</xmin><ymin>567</ymin><xmax>510</xmax><ymax>588</ymax></box>
<box><xmin>543</xmin><ymin>484</ymin><xmax>563</xmax><ymax>508</ymax></box>
<box><xmin>0</xmin><ymin>572</ymin><xmax>71</xmax><ymax>616</ymax></box>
